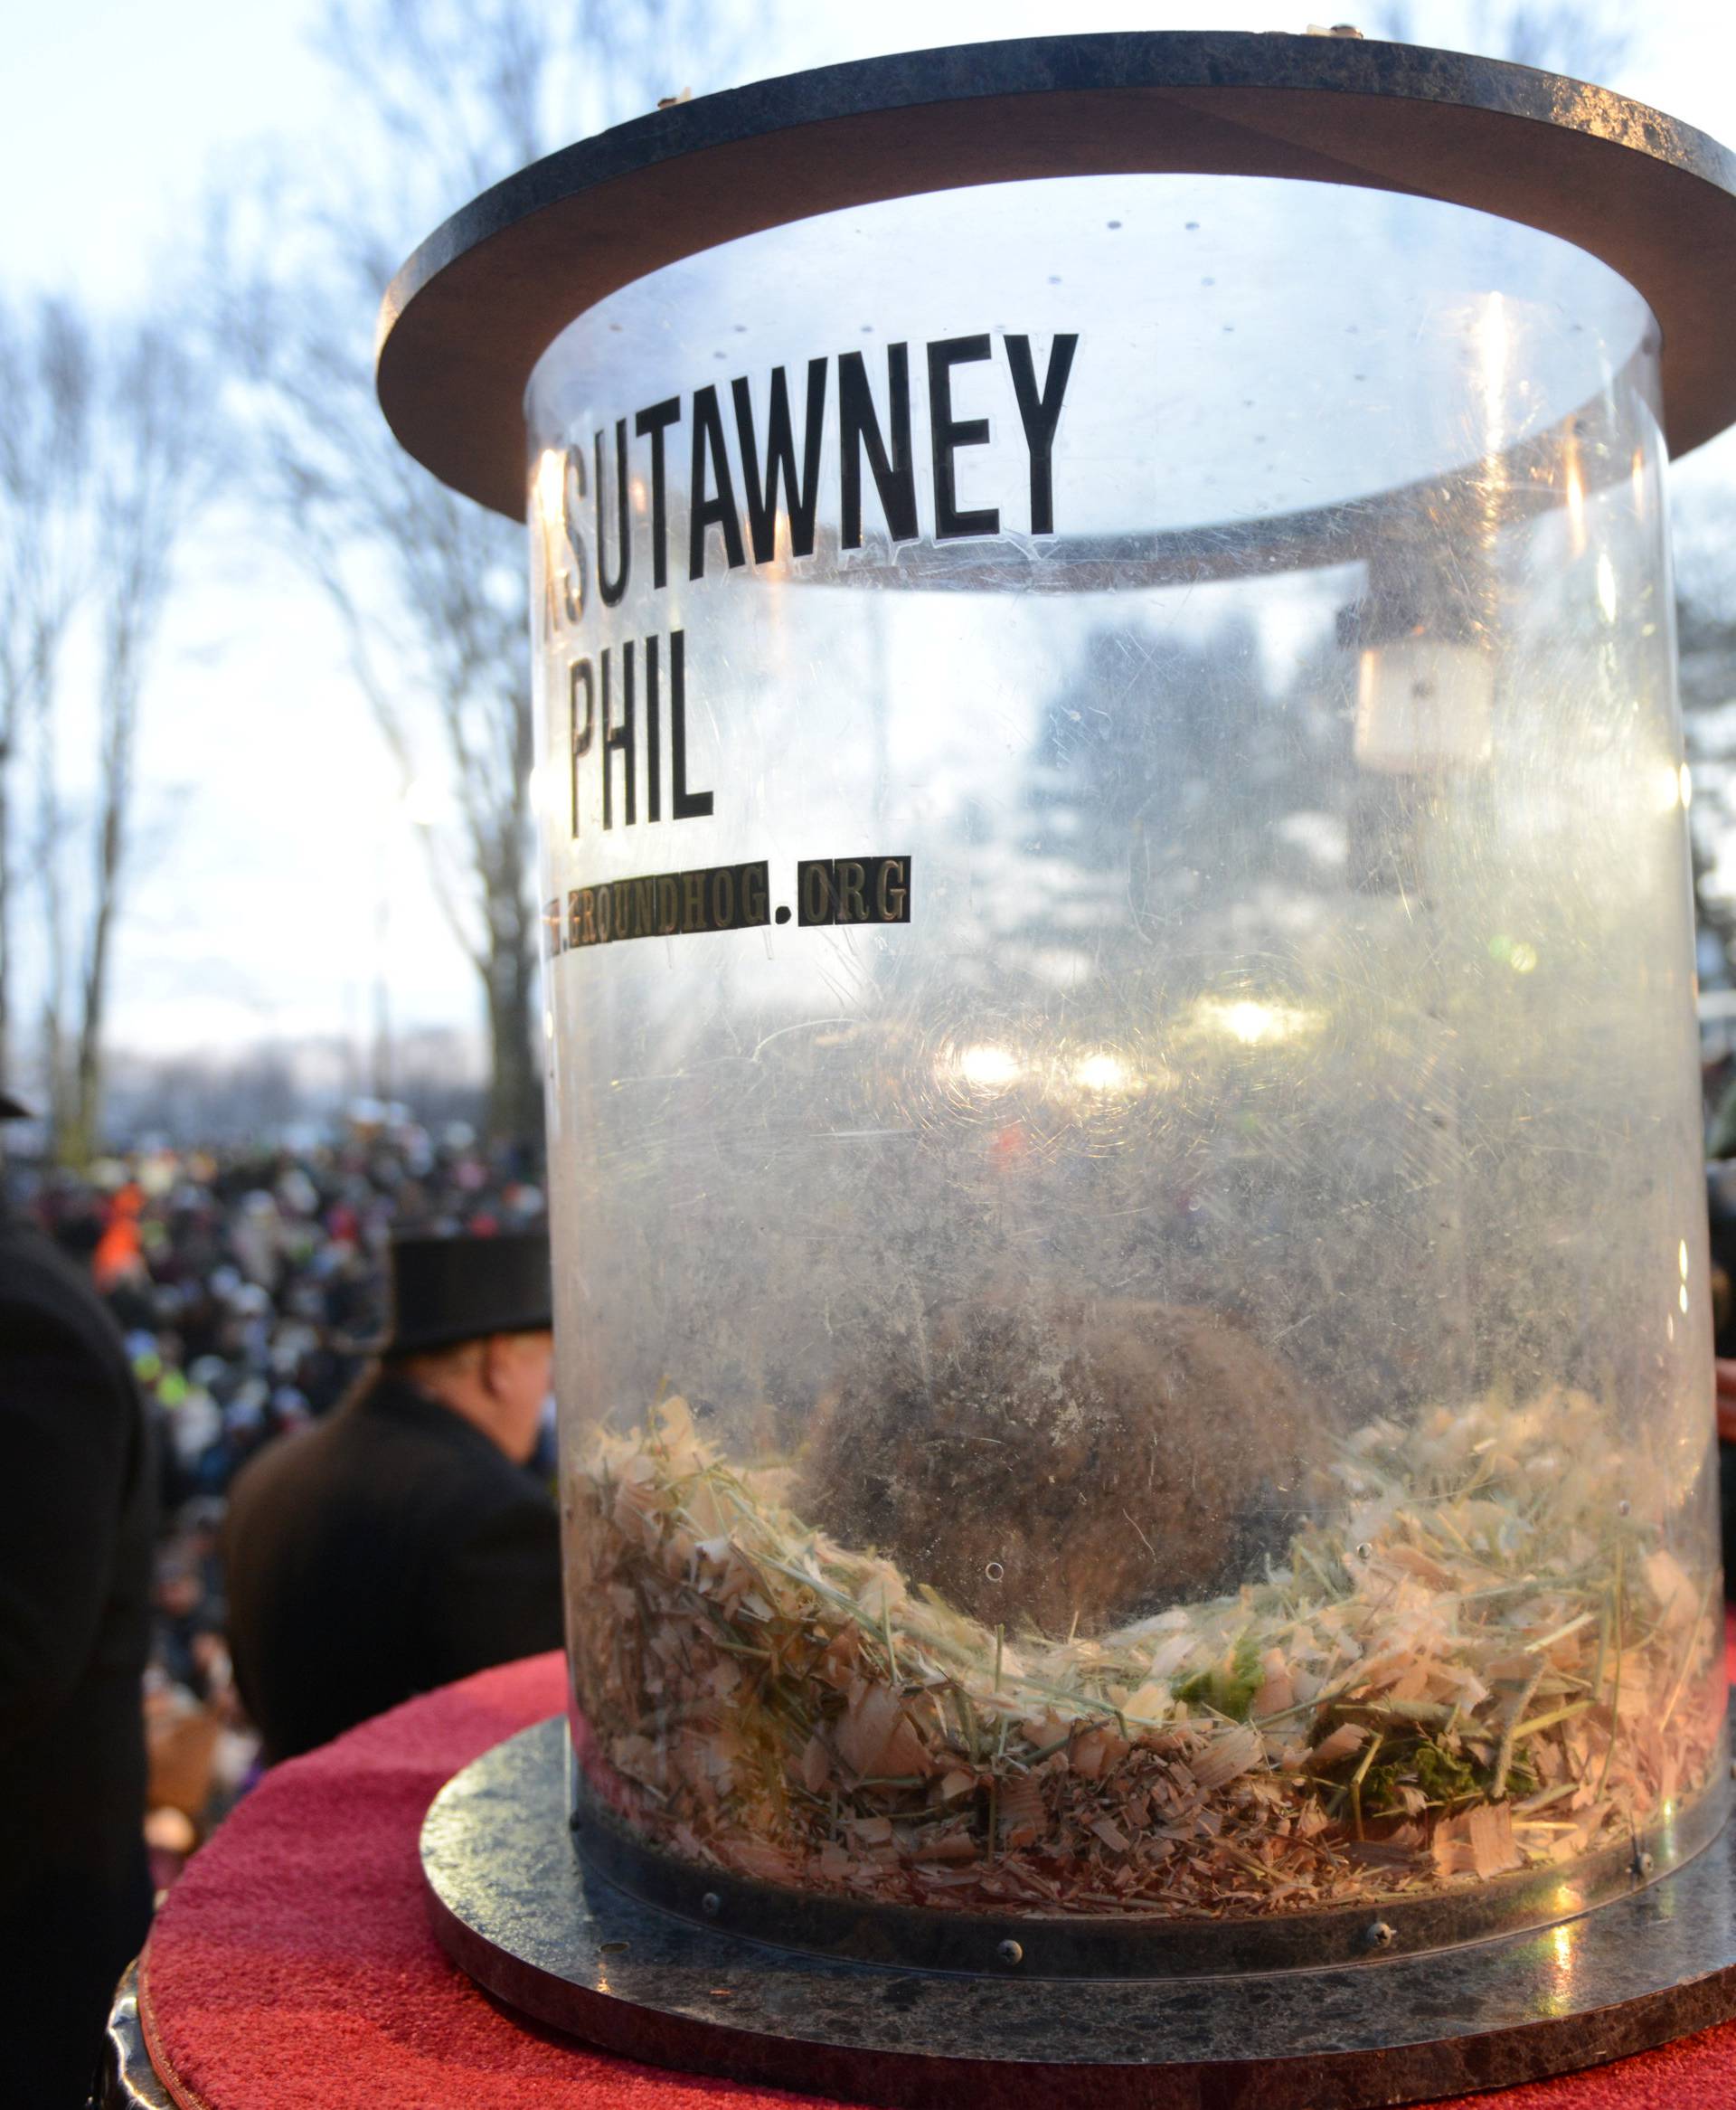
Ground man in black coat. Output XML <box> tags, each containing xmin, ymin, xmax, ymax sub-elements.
<box><xmin>223</xmin><ymin>1231</ymin><xmax>563</xmax><ymax>1762</ymax></box>
<box><xmin>0</xmin><ymin>1096</ymin><xmax>156</xmax><ymax>2107</ymax></box>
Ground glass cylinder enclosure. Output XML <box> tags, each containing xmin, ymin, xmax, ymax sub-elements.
<box><xmin>527</xmin><ymin>172</ymin><xmax>1724</xmax><ymax>1955</ymax></box>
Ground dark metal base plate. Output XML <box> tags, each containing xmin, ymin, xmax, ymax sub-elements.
<box><xmin>422</xmin><ymin>1717</ymin><xmax>1736</xmax><ymax>2110</ymax></box>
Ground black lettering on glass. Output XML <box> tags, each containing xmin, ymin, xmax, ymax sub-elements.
<box><xmin>688</xmin><ymin>385</ymin><xmax>746</xmax><ymax>581</ymax></box>
<box><xmin>797</xmin><ymin>856</ymin><xmax>912</xmax><ymax>926</ymax></box>
<box><xmin>928</xmin><ymin>335</ymin><xmax>999</xmax><ymax>542</ymax></box>
<box><xmin>542</xmin><ymin>444</ymin><xmax>588</xmax><ymax>637</ymax></box>
<box><xmin>601</xmin><ymin>643</ymin><xmax>637</xmax><ymax>829</ymax></box>
<box><xmin>839</xmin><ymin>343</ymin><xmax>918</xmax><ymax>549</ymax></box>
<box><xmin>594</xmin><ymin>419</ymin><xmax>631</xmax><ymax>607</ymax></box>
<box><xmin>876</xmin><ymin>856</ymin><xmax>910</xmax><ymax>922</ymax></box>
<box><xmin>1005</xmin><ymin>333</ymin><xmax>1078</xmax><ymax>536</ymax></box>
<box><xmin>556</xmin><ymin>865</ymin><xmax>777</xmax><ymax>949</ymax></box>
<box><xmin>740</xmin><ymin>862</ymin><xmax>767</xmax><ymax>925</ymax></box>
<box><xmin>669</xmin><ymin>629</ymin><xmax>712</xmax><ymax>820</ymax></box>
<box><xmin>634</xmin><ymin>397</ymin><xmax>681</xmax><ymax>590</ymax></box>
<box><xmin>644</xmin><ymin>631</ymin><xmax>662</xmax><ymax>823</ymax></box>
<box><xmin>836</xmin><ymin>859</ymin><xmax>867</xmax><ymax>923</ymax></box>
<box><xmin>569</xmin><ymin>658</ymin><xmax>594</xmax><ymax>838</ymax></box>
<box><xmin>561</xmin><ymin>447</ymin><xmax>587</xmax><ymax>619</ymax></box>
<box><xmin>798</xmin><ymin>860</ymin><xmax>835</xmax><ymax>927</ymax></box>
<box><xmin>732</xmin><ymin>359</ymin><xmax>827</xmax><ymax>563</ymax></box>
<box><xmin>710</xmin><ymin>866</ymin><xmax>736</xmax><ymax>928</ymax></box>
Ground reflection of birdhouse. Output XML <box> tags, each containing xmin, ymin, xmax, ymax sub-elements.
<box><xmin>1354</xmin><ymin>635</ymin><xmax>1494</xmax><ymax>773</ymax></box>
<box><xmin>1341</xmin><ymin>568</ymin><xmax>1493</xmax><ymax>774</ymax></box>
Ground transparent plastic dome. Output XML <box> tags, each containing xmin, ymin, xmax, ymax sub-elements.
<box><xmin>525</xmin><ymin>173</ymin><xmax>1724</xmax><ymax>1961</ymax></box>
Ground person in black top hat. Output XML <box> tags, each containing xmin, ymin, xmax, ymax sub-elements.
<box><xmin>0</xmin><ymin>1087</ymin><xmax>156</xmax><ymax>2106</ymax></box>
<box><xmin>223</xmin><ymin>1231</ymin><xmax>563</xmax><ymax>1762</ymax></box>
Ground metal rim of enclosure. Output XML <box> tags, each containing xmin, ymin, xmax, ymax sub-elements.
<box><xmin>565</xmin><ymin>1759</ymin><xmax>1729</xmax><ymax>1978</ymax></box>
<box><xmin>376</xmin><ymin>31</ymin><xmax>1736</xmax><ymax>521</ymax></box>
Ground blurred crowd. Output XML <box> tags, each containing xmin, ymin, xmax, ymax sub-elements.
<box><xmin>4</xmin><ymin>1115</ymin><xmax>547</xmax><ymax>1876</ymax></box>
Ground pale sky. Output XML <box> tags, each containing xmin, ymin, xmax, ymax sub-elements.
<box><xmin>6</xmin><ymin>0</ymin><xmax>1736</xmax><ymax>1072</ymax></box>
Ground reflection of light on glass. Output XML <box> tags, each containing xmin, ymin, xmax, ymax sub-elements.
<box><xmin>1648</xmin><ymin>762</ymin><xmax>1684</xmax><ymax>815</ymax></box>
<box><xmin>1596</xmin><ymin>552</ymin><xmax>1618</xmax><ymax>624</ymax></box>
<box><xmin>1564</xmin><ymin>449</ymin><xmax>1587</xmax><ymax>555</ymax></box>
<box><xmin>956</xmin><ymin>1044</ymin><xmax>1021</xmax><ymax>1090</ymax></box>
<box><xmin>533</xmin><ymin>447</ymin><xmax>565</xmax><ymax>524</ymax></box>
<box><xmin>1202</xmin><ymin>998</ymin><xmax>1323</xmax><ymax>1046</ymax></box>
<box><xmin>630</xmin><ymin>477</ymin><xmax>647</xmax><ymax>513</ymax></box>
<box><xmin>1682</xmin><ymin>762</ymin><xmax>1694</xmax><ymax>809</ymax></box>
<box><xmin>1354</xmin><ymin>640</ymin><xmax>1495</xmax><ymax>775</ymax></box>
<box><xmin>542</xmin><ymin>1008</ymin><xmax>555</xmax><ymax>1040</ymax></box>
<box><xmin>1632</xmin><ymin>446</ymin><xmax>1647</xmax><ymax>516</ymax></box>
<box><xmin>1074</xmin><ymin>1053</ymin><xmax>1134</xmax><ymax>1093</ymax></box>
<box><xmin>1680</xmin><ymin>1284</ymin><xmax>1690</xmax><ymax>1314</ymax></box>
<box><xmin>527</xmin><ymin>762</ymin><xmax>546</xmax><ymax>815</ymax></box>
<box><xmin>1478</xmin><ymin>293</ymin><xmax>1510</xmax><ymax>449</ymax></box>
<box><xmin>1476</xmin><ymin>296</ymin><xmax>1511</xmax><ymax>622</ymax></box>
<box><xmin>1539</xmin><ymin>1903</ymin><xmax>1580</xmax><ymax>2017</ymax></box>
<box><xmin>1508</xmin><ymin>941</ymin><xmax>1538</xmax><ymax>975</ymax></box>
<box><xmin>1680</xmin><ymin>1240</ymin><xmax>1691</xmax><ymax>1279</ymax></box>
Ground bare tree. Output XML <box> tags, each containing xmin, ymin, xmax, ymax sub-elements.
<box><xmin>0</xmin><ymin>298</ymin><xmax>93</xmax><ymax>1103</ymax></box>
<box><xmin>4</xmin><ymin>311</ymin><xmax>213</xmax><ymax>1163</ymax></box>
<box><xmin>59</xmin><ymin>325</ymin><xmax>212</xmax><ymax>1161</ymax></box>
<box><xmin>228</xmin><ymin>243</ymin><xmax>542</xmax><ymax>1140</ymax></box>
<box><xmin>221</xmin><ymin>0</ymin><xmax>749</xmax><ymax>1144</ymax></box>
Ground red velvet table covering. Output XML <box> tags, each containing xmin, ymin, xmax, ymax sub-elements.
<box><xmin>137</xmin><ymin>1634</ymin><xmax>1736</xmax><ymax>2110</ymax></box>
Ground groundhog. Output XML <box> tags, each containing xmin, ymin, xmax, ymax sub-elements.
<box><xmin>796</xmin><ymin>1299</ymin><xmax>1321</xmax><ymax>1636</ymax></box>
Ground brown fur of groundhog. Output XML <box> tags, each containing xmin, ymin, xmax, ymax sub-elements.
<box><xmin>796</xmin><ymin>1301</ymin><xmax>1321</xmax><ymax>1637</ymax></box>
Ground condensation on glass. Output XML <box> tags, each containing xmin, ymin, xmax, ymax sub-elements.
<box><xmin>524</xmin><ymin>175</ymin><xmax>1724</xmax><ymax>1950</ymax></box>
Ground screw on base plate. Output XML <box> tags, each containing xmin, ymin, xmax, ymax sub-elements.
<box><xmin>702</xmin><ymin>1891</ymin><xmax>722</xmax><ymax>1916</ymax></box>
<box><xmin>996</xmin><ymin>1940</ymin><xmax>1024</xmax><ymax>1967</ymax></box>
<box><xmin>1366</xmin><ymin>1922</ymin><xmax>1397</xmax><ymax>1949</ymax></box>
<box><xmin>1634</xmin><ymin>1852</ymin><xmax>1656</xmax><ymax>1879</ymax></box>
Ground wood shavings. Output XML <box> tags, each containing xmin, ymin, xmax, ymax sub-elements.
<box><xmin>567</xmin><ymin>1389</ymin><xmax>1722</xmax><ymax>1922</ymax></box>
<box><xmin>1192</xmin><ymin>1725</ymin><xmax>1264</xmax><ymax>1791</ymax></box>
<box><xmin>1311</xmin><ymin>1722</ymin><xmax>1368</xmax><ymax>1768</ymax></box>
